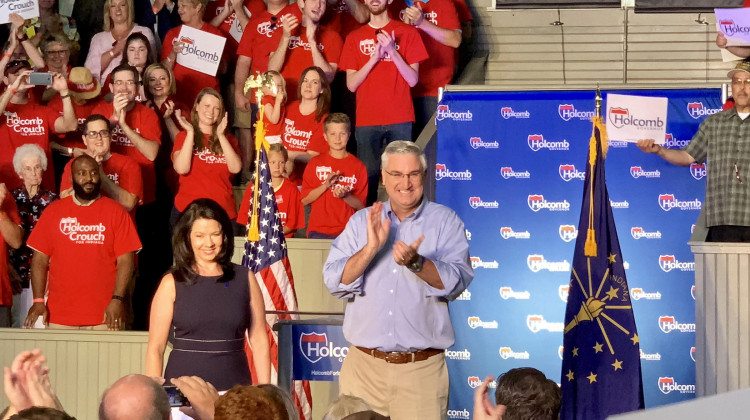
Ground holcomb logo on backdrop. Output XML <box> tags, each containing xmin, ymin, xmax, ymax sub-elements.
<box><xmin>558</xmin><ymin>104</ymin><xmax>595</xmax><ymax>121</ymax></box>
<box><xmin>691</xmin><ymin>285</ymin><xmax>696</xmax><ymax>300</ymax></box>
<box><xmin>689</xmin><ymin>163</ymin><xmax>706</xmax><ymax>180</ymax></box>
<box><xmin>686</xmin><ymin>102</ymin><xmax>721</xmax><ymax>120</ymax></box>
<box><xmin>663</xmin><ymin>133</ymin><xmax>690</xmax><ymax>149</ymax></box>
<box><xmin>499</xmin><ymin>347</ymin><xmax>530</xmax><ymax>360</ymax></box>
<box><xmin>558</xmin><ymin>346</ymin><xmax>564</xmax><ymax>360</ymax></box>
<box><xmin>500</xmin><ymin>167</ymin><xmax>530</xmax><ymax>179</ymax></box>
<box><xmin>658</xmin><ymin>316</ymin><xmax>696</xmax><ymax>333</ymax></box>
<box><xmin>470</xmin><ymin>256</ymin><xmax>499</xmax><ymax>269</ymax></box>
<box><xmin>690</xmin><ymin>347</ymin><xmax>696</xmax><ymax>362</ymax></box>
<box><xmin>630</xmin><ymin>166</ymin><xmax>661</xmax><ymax>179</ymax></box>
<box><xmin>526</xmin><ymin>315</ymin><xmax>564</xmax><ymax>333</ymax></box>
<box><xmin>455</xmin><ymin>289</ymin><xmax>471</xmax><ymax>300</ymax></box>
<box><xmin>465</xmin><ymin>229</ymin><xmax>471</xmax><ymax>240</ymax></box>
<box><xmin>500</xmin><ymin>106</ymin><xmax>530</xmax><ymax>119</ymax></box>
<box><xmin>631</xmin><ymin>287</ymin><xmax>661</xmax><ymax>300</ymax></box>
<box><xmin>559</xmin><ymin>225</ymin><xmax>577</xmax><ymax>242</ymax></box>
<box><xmin>630</xmin><ymin>227</ymin><xmax>662</xmax><ymax>239</ymax></box>
<box><xmin>469</xmin><ymin>136</ymin><xmax>499</xmax><ymax>149</ymax></box>
<box><xmin>640</xmin><ymin>349</ymin><xmax>661</xmax><ymax>361</ymax></box>
<box><xmin>658</xmin><ymin>377</ymin><xmax>695</xmax><ymax>395</ymax></box>
<box><xmin>468</xmin><ymin>316</ymin><xmax>499</xmax><ymax>329</ymax></box>
<box><xmin>658</xmin><ymin>194</ymin><xmax>701</xmax><ymax>211</ymax></box>
<box><xmin>469</xmin><ymin>196</ymin><xmax>499</xmax><ymax>209</ymax></box>
<box><xmin>500</xmin><ymin>227</ymin><xmax>530</xmax><ymax>239</ymax></box>
<box><xmin>445</xmin><ymin>349</ymin><xmax>471</xmax><ymax>361</ymax></box>
<box><xmin>527</xmin><ymin>134</ymin><xmax>570</xmax><ymax>151</ymax></box>
<box><xmin>610</xmin><ymin>199</ymin><xmax>629</xmax><ymax>209</ymax></box>
<box><xmin>436</xmin><ymin>105</ymin><xmax>473</xmax><ymax>121</ymax></box>
<box><xmin>527</xmin><ymin>195</ymin><xmax>571</xmax><ymax>212</ymax></box>
<box><xmin>559</xmin><ymin>285</ymin><xmax>569</xmax><ymax>302</ymax></box>
<box><xmin>448</xmin><ymin>409</ymin><xmax>471</xmax><ymax>420</ymax></box>
<box><xmin>658</xmin><ymin>255</ymin><xmax>695</xmax><ymax>272</ymax></box>
<box><xmin>608</xmin><ymin>107</ymin><xmax>664</xmax><ymax>130</ymax></box>
<box><xmin>435</xmin><ymin>163</ymin><xmax>472</xmax><ymax>181</ymax></box>
<box><xmin>559</xmin><ymin>164</ymin><xmax>585</xmax><ymax>181</ymax></box>
<box><xmin>468</xmin><ymin>376</ymin><xmax>496</xmax><ymax>389</ymax></box>
<box><xmin>299</xmin><ymin>332</ymin><xmax>348</xmax><ymax>364</ymax></box>
<box><xmin>527</xmin><ymin>255</ymin><xmax>570</xmax><ymax>272</ymax></box>
<box><xmin>499</xmin><ymin>286</ymin><xmax>530</xmax><ymax>300</ymax></box>
<box><xmin>719</xmin><ymin>19</ymin><xmax>750</xmax><ymax>37</ymax></box>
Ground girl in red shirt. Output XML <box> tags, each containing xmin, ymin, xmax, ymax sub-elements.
<box><xmin>260</xmin><ymin>70</ymin><xmax>287</xmax><ymax>144</ymax></box>
<box><xmin>171</xmin><ymin>88</ymin><xmax>243</xmax><ymax>225</ymax></box>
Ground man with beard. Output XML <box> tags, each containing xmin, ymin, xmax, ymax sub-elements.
<box><xmin>59</xmin><ymin>114</ymin><xmax>143</xmax><ymax>213</ymax></box>
<box><xmin>23</xmin><ymin>155</ymin><xmax>141</xmax><ymax>330</ymax></box>
<box><xmin>267</xmin><ymin>0</ymin><xmax>343</xmax><ymax>101</ymax></box>
<box><xmin>338</xmin><ymin>0</ymin><xmax>427</xmax><ymax>205</ymax></box>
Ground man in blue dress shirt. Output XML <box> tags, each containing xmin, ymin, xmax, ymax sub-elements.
<box><xmin>324</xmin><ymin>140</ymin><xmax>474</xmax><ymax>420</ymax></box>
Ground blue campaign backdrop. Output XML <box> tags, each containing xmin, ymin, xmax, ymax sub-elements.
<box><xmin>435</xmin><ymin>88</ymin><xmax>720</xmax><ymax>418</ymax></box>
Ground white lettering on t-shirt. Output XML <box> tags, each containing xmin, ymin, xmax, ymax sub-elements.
<box><xmin>283</xmin><ymin>119</ymin><xmax>313</xmax><ymax>148</ymax></box>
<box><xmin>59</xmin><ymin>217</ymin><xmax>106</xmax><ymax>244</ymax></box>
<box><xmin>196</xmin><ymin>149</ymin><xmax>228</xmax><ymax>164</ymax></box>
<box><xmin>4</xmin><ymin>112</ymin><xmax>46</xmax><ymax>136</ymax></box>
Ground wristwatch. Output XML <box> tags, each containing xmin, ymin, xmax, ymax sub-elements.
<box><xmin>407</xmin><ymin>255</ymin><xmax>424</xmax><ymax>273</ymax></box>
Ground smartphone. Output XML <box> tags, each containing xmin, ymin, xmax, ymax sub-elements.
<box><xmin>163</xmin><ymin>385</ymin><xmax>191</xmax><ymax>407</ymax></box>
<box><xmin>28</xmin><ymin>72</ymin><xmax>53</xmax><ymax>86</ymax></box>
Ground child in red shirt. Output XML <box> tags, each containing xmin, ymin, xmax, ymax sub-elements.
<box><xmin>238</xmin><ymin>143</ymin><xmax>305</xmax><ymax>238</ymax></box>
<box><xmin>301</xmin><ymin>113</ymin><xmax>367</xmax><ymax>239</ymax></box>
<box><xmin>260</xmin><ymin>71</ymin><xmax>287</xmax><ymax>144</ymax></box>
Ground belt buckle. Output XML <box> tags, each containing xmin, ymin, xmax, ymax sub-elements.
<box><xmin>384</xmin><ymin>351</ymin><xmax>403</xmax><ymax>363</ymax></box>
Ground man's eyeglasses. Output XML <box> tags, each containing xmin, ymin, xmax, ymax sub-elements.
<box><xmin>113</xmin><ymin>80</ymin><xmax>136</xmax><ymax>86</ymax></box>
<box><xmin>85</xmin><ymin>130</ymin><xmax>111</xmax><ymax>139</ymax></box>
<box><xmin>384</xmin><ymin>170</ymin><xmax>424</xmax><ymax>181</ymax></box>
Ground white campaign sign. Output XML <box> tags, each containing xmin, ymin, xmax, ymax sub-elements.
<box><xmin>605</xmin><ymin>93</ymin><xmax>668</xmax><ymax>144</ymax></box>
<box><xmin>174</xmin><ymin>25</ymin><xmax>227</xmax><ymax>77</ymax></box>
<box><xmin>0</xmin><ymin>0</ymin><xmax>39</xmax><ymax>24</ymax></box>
<box><xmin>716</xmin><ymin>8</ymin><xmax>750</xmax><ymax>47</ymax></box>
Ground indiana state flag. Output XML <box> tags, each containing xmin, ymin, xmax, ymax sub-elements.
<box><xmin>560</xmin><ymin>116</ymin><xmax>644</xmax><ymax>420</ymax></box>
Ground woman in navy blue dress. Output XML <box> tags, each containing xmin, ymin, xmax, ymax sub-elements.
<box><xmin>145</xmin><ymin>198</ymin><xmax>270</xmax><ymax>390</ymax></box>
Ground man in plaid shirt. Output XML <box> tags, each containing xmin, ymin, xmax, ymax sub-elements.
<box><xmin>637</xmin><ymin>58</ymin><xmax>750</xmax><ymax>242</ymax></box>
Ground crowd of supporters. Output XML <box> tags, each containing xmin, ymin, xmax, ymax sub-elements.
<box><xmin>0</xmin><ymin>0</ymin><xmax>474</xmax><ymax>330</ymax></box>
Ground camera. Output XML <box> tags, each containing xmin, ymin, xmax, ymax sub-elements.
<box><xmin>163</xmin><ymin>385</ymin><xmax>191</xmax><ymax>407</ymax></box>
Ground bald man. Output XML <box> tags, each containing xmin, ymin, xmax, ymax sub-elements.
<box><xmin>98</xmin><ymin>374</ymin><xmax>170</xmax><ymax>420</ymax></box>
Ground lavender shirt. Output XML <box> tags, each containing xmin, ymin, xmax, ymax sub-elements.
<box><xmin>324</xmin><ymin>199</ymin><xmax>473</xmax><ymax>352</ymax></box>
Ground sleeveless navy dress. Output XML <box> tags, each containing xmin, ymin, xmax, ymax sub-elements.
<box><xmin>164</xmin><ymin>264</ymin><xmax>252</xmax><ymax>390</ymax></box>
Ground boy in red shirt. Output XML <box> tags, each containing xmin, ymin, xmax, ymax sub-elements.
<box><xmin>301</xmin><ymin>113</ymin><xmax>367</xmax><ymax>239</ymax></box>
<box><xmin>238</xmin><ymin>143</ymin><xmax>304</xmax><ymax>237</ymax></box>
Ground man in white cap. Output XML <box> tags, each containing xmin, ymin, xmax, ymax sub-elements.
<box><xmin>637</xmin><ymin>59</ymin><xmax>750</xmax><ymax>242</ymax></box>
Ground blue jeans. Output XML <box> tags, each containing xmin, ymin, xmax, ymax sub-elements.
<box><xmin>355</xmin><ymin>122</ymin><xmax>413</xmax><ymax>206</ymax></box>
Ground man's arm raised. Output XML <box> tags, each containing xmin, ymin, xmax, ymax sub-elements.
<box><xmin>340</xmin><ymin>202</ymin><xmax>390</xmax><ymax>285</ymax></box>
<box><xmin>636</xmin><ymin>139</ymin><xmax>695</xmax><ymax>167</ymax></box>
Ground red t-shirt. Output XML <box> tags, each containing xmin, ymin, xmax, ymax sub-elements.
<box><xmin>390</xmin><ymin>0</ymin><xmax>459</xmax><ymax>98</ymax></box>
<box><xmin>237</xmin><ymin>178</ymin><xmax>304</xmax><ymax>237</ymax></box>
<box><xmin>27</xmin><ymin>196</ymin><xmax>142</xmax><ymax>326</ymax></box>
<box><xmin>320</xmin><ymin>0</ymin><xmax>365</xmax><ymax>39</ymax></box>
<box><xmin>1</xmin><ymin>103</ymin><xmax>61</xmax><ymax>191</ymax></box>
<box><xmin>205</xmin><ymin>0</ymin><xmax>267</xmax><ymax>56</ymax></box>
<box><xmin>302</xmin><ymin>152</ymin><xmax>367</xmax><ymax>236</ymax></box>
<box><xmin>60</xmin><ymin>153</ymin><xmax>144</xmax><ymax>203</ymax></box>
<box><xmin>261</xmin><ymin>95</ymin><xmax>285</xmax><ymax>137</ymax></box>
<box><xmin>339</xmin><ymin>20</ymin><xmax>428</xmax><ymax>126</ymax></box>
<box><xmin>48</xmin><ymin>96</ymin><xmax>100</xmax><ymax>150</ymax></box>
<box><xmin>237</xmin><ymin>5</ymin><xmax>303</xmax><ymax>75</ymax></box>
<box><xmin>452</xmin><ymin>0</ymin><xmax>473</xmax><ymax>23</ymax></box>
<box><xmin>282</xmin><ymin>101</ymin><xmax>328</xmax><ymax>184</ymax></box>
<box><xmin>162</xmin><ymin>22</ymin><xmax>227</xmax><ymax>106</ymax></box>
<box><xmin>172</xmin><ymin>131</ymin><xmax>241</xmax><ymax>218</ymax></box>
<box><xmin>0</xmin><ymin>196</ymin><xmax>22</xmax><ymax>307</ymax></box>
<box><xmin>278</xmin><ymin>27</ymin><xmax>343</xmax><ymax>102</ymax></box>
<box><xmin>91</xmin><ymin>101</ymin><xmax>162</xmax><ymax>204</ymax></box>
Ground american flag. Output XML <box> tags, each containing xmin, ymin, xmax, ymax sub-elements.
<box><xmin>242</xmin><ymin>146</ymin><xmax>312</xmax><ymax>419</ymax></box>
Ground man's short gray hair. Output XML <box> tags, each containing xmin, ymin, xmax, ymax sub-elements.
<box><xmin>380</xmin><ymin>141</ymin><xmax>426</xmax><ymax>172</ymax></box>
<box><xmin>13</xmin><ymin>144</ymin><xmax>48</xmax><ymax>177</ymax></box>
<box><xmin>322</xmin><ymin>394</ymin><xmax>372</xmax><ymax>420</ymax></box>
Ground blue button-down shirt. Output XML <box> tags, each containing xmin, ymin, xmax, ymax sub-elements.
<box><xmin>324</xmin><ymin>199</ymin><xmax>473</xmax><ymax>352</ymax></box>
